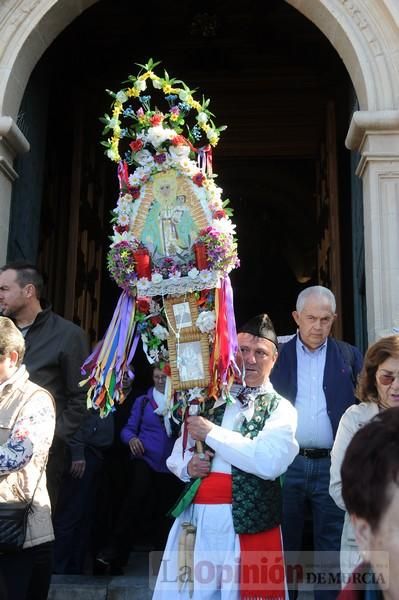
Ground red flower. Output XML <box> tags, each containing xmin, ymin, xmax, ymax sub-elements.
<box><xmin>162</xmin><ymin>363</ymin><xmax>171</xmax><ymax>377</ymax></box>
<box><xmin>129</xmin><ymin>139</ymin><xmax>144</xmax><ymax>153</ymax></box>
<box><xmin>192</xmin><ymin>172</ymin><xmax>206</xmax><ymax>187</ymax></box>
<box><xmin>131</xmin><ymin>187</ymin><xmax>141</xmax><ymax>199</ymax></box>
<box><xmin>114</xmin><ymin>225</ymin><xmax>129</xmax><ymax>233</ymax></box>
<box><xmin>150</xmin><ymin>315</ymin><xmax>162</xmax><ymax>326</ymax></box>
<box><xmin>213</xmin><ymin>209</ymin><xmax>226</xmax><ymax>219</ymax></box>
<box><xmin>137</xmin><ymin>297</ymin><xmax>150</xmax><ymax>314</ymax></box>
<box><xmin>171</xmin><ymin>134</ymin><xmax>189</xmax><ymax>146</ymax></box>
<box><xmin>150</xmin><ymin>113</ymin><xmax>164</xmax><ymax>126</ymax></box>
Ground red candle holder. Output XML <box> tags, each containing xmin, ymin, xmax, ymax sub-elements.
<box><xmin>193</xmin><ymin>241</ymin><xmax>208</xmax><ymax>271</ymax></box>
<box><xmin>133</xmin><ymin>248</ymin><xmax>151</xmax><ymax>278</ymax></box>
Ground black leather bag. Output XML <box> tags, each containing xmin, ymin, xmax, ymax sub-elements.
<box><xmin>0</xmin><ymin>501</ymin><xmax>32</xmax><ymax>552</ymax></box>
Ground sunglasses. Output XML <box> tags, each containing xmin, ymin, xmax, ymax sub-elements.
<box><xmin>377</xmin><ymin>371</ymin><xmax>399</xmax><ymax>386</ymax></box>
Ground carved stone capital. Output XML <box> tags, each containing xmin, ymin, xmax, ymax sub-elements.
<box><xmin>346</xmin><ymin>110</ymin><xmax>399</xmax><ymax>151</ymax></box>
<box><xmin>0</xmin><ymin>115</ymin><xmax>29</xmax><ymax>181</ymax></box>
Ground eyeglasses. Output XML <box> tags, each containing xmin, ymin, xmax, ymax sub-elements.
<box><xmin>376</xmin><ymin>371</ymin><xmax>399</xmax><ymax>386</ymax></box>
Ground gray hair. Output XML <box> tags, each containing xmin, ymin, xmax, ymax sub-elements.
<box><xmin>296</xmin><ymin>285</ymin><xmax>336</xmax><ymax>313</ymax></box>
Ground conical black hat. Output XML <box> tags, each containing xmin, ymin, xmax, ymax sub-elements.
<box><xmin>238</xmin><ymin>314</ymin><xmax>278</xmax><ymax>348</ymax></box>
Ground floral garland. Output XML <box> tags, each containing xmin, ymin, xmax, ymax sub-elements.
<box><xmin>101</xmin><ymin>58</ymin><xmax>226</xmax><ymax>163</ymax></box>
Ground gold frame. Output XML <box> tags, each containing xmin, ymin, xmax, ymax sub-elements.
<box><xmin>168</xmin><ymin>331</ymin><xmax>211</xmax><ymax>391</ymax></box>
<box><xmin>130</xmin><ymin>171</ymin><xmax>210</xmax><ymax>240</ymax></box>
<box><xmin>163</xmin><ymin>293</ymin><xmax>199</xmax><ymax>336</ymax></box>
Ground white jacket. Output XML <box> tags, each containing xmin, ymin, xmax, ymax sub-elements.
<box><xmin>329</xmin><ymin>401</ymin><xmax>379</xmax><ymax>577</ymax></box>
<box><xmin>0</xmin><ymin>366</ymin><xmax>55</xmax><ymax>548</ymax></box>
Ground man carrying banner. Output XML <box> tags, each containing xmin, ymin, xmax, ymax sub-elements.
<box><xmin>152</xmin><ymin>313</ymin><xmax>299</xmax><ymax>600</ymax></box>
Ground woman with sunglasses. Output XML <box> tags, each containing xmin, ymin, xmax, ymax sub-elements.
<box><xmin>329</xmin><ymin>334</ymin><xmax>399</xmax><ymax>582</ymax></box>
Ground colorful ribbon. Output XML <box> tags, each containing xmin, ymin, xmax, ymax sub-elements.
<box><xmin>80</xmin><ymin>291</ymin><xmax>139</xmax><ymax>417</ymax></box>
<box><xmin>209</xmin><ymin>275</ymin><xmax>241</xmax><ymax>399</ymax></box>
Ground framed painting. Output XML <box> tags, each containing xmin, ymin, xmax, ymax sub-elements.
<box><xmin>163</xmin><ymin>293</ymin><xmax>200</xmax><ymax>336</ymax></box>
<box><xmin>168</xmin><ymin>331</ymin><xmax>210</xmax><ymax>391</ymax></box>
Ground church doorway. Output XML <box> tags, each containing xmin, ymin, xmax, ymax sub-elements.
<box><xmin>9</xmin><ymin>0</ymin><xmax>358</xmax><ymax>345</ymax></box>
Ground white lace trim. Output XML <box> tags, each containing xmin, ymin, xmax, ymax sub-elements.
<box><xmin>136</xmin><ymin>270</ymin><xmax>221</xmax><ymax>297</ymax></box>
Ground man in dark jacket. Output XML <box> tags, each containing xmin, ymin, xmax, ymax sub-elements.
<box><xmin>0</xmin><ymin>261</ymin><xmax>89</xmax><ymax>508</ymax></box>
<box><xmin>53</xmin><ymin>408</ymin><xmax>114</xmax><ymax>573</ymax></box>
<box><xmin>270</xmin><ymin>285</ymin><xmax>363</xmax><ymax>600</ymax></box>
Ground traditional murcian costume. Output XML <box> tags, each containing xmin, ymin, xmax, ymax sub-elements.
<box><xmin>152</xmin><ymin>316</ymin><xmax>299</xmax><ymax>600</ymax></box>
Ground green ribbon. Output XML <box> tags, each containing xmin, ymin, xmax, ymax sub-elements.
<box><xmin>168</xmin><ymin>477</ymin><xmax>202</xmax><ymax>518</ymax></box>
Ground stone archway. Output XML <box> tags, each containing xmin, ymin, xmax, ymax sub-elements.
<box><xmin>1</xmin><ymin>0</ymin><xmax>398</xmax><ymax>340</ymax></box>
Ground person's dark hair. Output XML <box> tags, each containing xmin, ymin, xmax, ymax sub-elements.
<box><xmin>0</xmin><ymin>261</ymin><xmax>44</xmax><ymax>299</ymax></box>
<box><xmin>341</xmin><ymin>407</ymin><xmax>399</xmax><ymax>531</ymax></box>
<box><xmin>356</xmin><ymin>335</ymin><xmax>399</xmax><ymax>403</ymax></box>
<box><xmin>0</xmin><ymin>316</ymin><xmax>25</xmax><ymax>366</ymax></box>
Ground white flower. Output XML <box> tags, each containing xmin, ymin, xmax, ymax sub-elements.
<box><xmin>146</xmin><ymin>126</ymin><xmax>174</xmax><ymax>149</ymax></box>
<box><xmin>187</xmin><ymin>387</ymin><xmax>205</xmax><ymax>402</ymax></box>
<box><xmin>135</xmin><ymin>149</ymin><xmax>154</xmax><ymax>166</ymax></box>
<box><xmin>135</xmin><ymin>79</ymin><xmax>147</xmax><ymax>91</ymax></box>
<box><xmin>116</xmin><ymin>91</ymin><xmax>128</xmax><ymax>103</ymax></box>
<box><xmin>196</xmin><ymin>310</ymin><xmax>216</xmax><ymax>333</ymax></box>
<box><xmin>117</xmin><ymin>213</ymin><xmax>130</xmax><ymax>227</ymax></box>
<box><xmin>160</xmin><ymin>346</ymin><xmax>169</xmax><ymax>360</ymax></box>
<box><xmin>116</xmin><ymin>198</ymin><xmax>131</xmax><ymax>213</ymax></box>
<box><xmin>108</xmin><ymin>118</ymin><xmax>119</xmax><ymax>129</ymax></box>
<box><xmin>128</xmin><ymin>173</ymin><xmax>141</xmax><ymax>187</ymax></box>
<box><xmin>152</xmin><ymin>78</ymin><xmax>162</xmax><ymax>89</ymax></box>
<box><xmin>177</xmin><ymin>157</ymin><xmax>197</xmax><ymax>176</ymax></box>
<box><xmin>134</xmin><ymin>166</ymin><xmax>152</xmax><ymax>182</ymax></box>
<box><xmin>149</xmin><ymin>348</ymin><xmax>160</xmax><ymax>361</ymax></box>
<box><xmin>152</xmin><ymin>324</ymin><xmax>169</xmax><ymax>340</ymax></box>
<box><xmin>121</xmin><ymin>193</ymin><xmax>133</xmax><ymax>203</ymax></box>
<box><xmin>111</xmin><ymin>231</ymin><xmax>135</xmax><ymax>246</ymax></box>
<box><xmin>197</xmin><ymin>112</ymin><xmax>208</xmax><ymax>125</ymax></box>
<box><xmin>106</xmin><ymin>148</ymin><xmax>119</xmax><ymax>161</ymax></box>
<box><xmin>199</xmin><ymin>269</ymin><xmax>213</xmax><ymax>284</ymax></box>
<box><xmin>213</xmin><ymin>217</ymin><xmax>236</xmax><ymax>236</ymax></box>
<box><xmin>169</xmin><ymin>145</ymin><xmax>190</xmax><ymax>162</ymax></box>
<box><xmin>207</xmin><ymin>129</ymin><xmax>218</xmax><ymax>144</ymax></box>
<box><xmin>151</xmin><ymin>272</ymin><xmax>163</xmax><ymax>284</ymax></box>
<box><xmin>179</xmin><ymin>90</ymin><xmax>189</xmax><ymax>101</ymax></box>
<box><xmin>188</xmin><ymin>267</ymin><xmax>199</xmax><ymax>279</ymax></box>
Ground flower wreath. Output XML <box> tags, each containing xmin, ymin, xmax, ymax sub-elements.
<box><xmin>101</xmin><ymin>58</ymin><xmax>226</xmax><ymax>163</ymax></box>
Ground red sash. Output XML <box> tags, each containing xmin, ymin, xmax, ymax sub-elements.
<box><xmin>193</xmin><ymin>473</ymin><xmax>285</xmax><ymax>599</ymax></box>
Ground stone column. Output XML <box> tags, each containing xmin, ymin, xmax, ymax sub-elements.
<box><xmin>346</xmin><ymin>110</ymin><xmax>399</xmax><ymax>342</ymax></box>
<box><xmin>0</xmin><ymin>116</ymin><xmax>29</xmax><ymax>264</ymax></box>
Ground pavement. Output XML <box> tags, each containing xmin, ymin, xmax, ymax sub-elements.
<box><xmin>48</xmin><ymin>551</ymin><xmax>315</xmax><ymax>599</ymax></box>
<box><xmin>48</xmin><ymin>552</ymin><xmax>155</xmax><ymax>599</ymax></box>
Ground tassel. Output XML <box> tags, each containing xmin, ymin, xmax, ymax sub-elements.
<box><xmin>178</xmin><ymin>522</ymin><xmax>196</xmax><ymax>597</ymax></box>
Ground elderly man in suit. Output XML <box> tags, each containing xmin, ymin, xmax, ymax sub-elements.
<box><xmin>271</xmin><ymin>285</ymin><xmax>363</xmax><ymax>600</ymax></box>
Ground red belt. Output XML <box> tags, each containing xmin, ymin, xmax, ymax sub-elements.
<box><xmin>192</xmin><ymin>471</ymin><xmax>285</xmax><ymax>599</ymax></box>
<box><xmin>193</xmin><ymin>472</ymin><xmax>232</xmax><ymax>504</ymax></box>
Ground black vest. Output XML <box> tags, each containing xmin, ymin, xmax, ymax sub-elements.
<box><xmin>205</xmin><ymin>391</ymin><xmax>283</xmax><ymax>534</ymax></box>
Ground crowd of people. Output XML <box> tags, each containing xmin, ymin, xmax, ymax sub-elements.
<box><xmin>0</xmin><ymin>262</ymin><xmax>398</xmax><ymax>600</ymax></box>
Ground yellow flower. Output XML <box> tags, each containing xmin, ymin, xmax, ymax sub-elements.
<box><xmin>170</xmin><ymin>113</ymin><xmax>179</xmax><ymax>122</ymax></box>
<box><xmin>127</xmin><ymin>87</ymin><xmax>140</xmax><ymax>98</ymax></box>
<box><xmin>162</xmin><ymin>84</ymin><xmax>172</xmax><ymax>94</ymax></box>
<box><xmin>142</xmin><ymin>71</ymin><xmax>152</xmax><ymax>80</ymax></box>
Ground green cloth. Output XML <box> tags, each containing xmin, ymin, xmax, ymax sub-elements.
<box><xmin>168</xmin><ymin>477</ymin><xmax>202</xmax><ymax>518</ymax></box>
